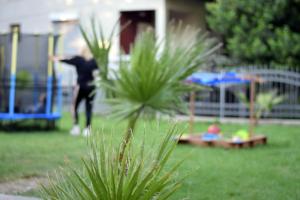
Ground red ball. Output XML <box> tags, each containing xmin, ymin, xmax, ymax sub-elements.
<box><xmin>207</xmin><ymin>124</ymin><xmax>221</xmax><ymax>134</ymax></box>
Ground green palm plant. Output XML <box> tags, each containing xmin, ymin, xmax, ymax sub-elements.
<box><xmin>239</xmin><ymin>90</ymin><xmax>284</xmax><ymax>125</ymax></box>
<box><xmin>80</xmin><ymin>17</ymin><xmax>129</xmax><ymax>97</ymax></box>
<box><xmin>255</xmin><ymin>90</ymin><xmax>284</xmax><ymax>122</ymax></box>
<box><xmin>41</xmin><ymin>126</ymin><xmax>185</xmax><ymax>200</ymax></box>
<box><xmin>41</xmin><ymin>24</ymin><xmax>219</xmax><ymax>200</ymax></box>
<box><xmin>105</xmin><ymin>27</ymin><xmax>221</xmax><ymax>159</ymax></box>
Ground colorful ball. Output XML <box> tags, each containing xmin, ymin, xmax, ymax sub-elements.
<box><xmin>207</xmin><ymin>124</ymin><xmax>221</xmax><ymax>134</ymax></box>
<box><xmin>234</xmin><ymin>129</ymin><xmax>249</xmax><ymax>140</ymax></box>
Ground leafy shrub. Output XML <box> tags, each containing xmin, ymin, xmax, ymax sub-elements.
<box><xmin>206</xmin><ymin>0</ymin><xmax>300</xmax><ymax>66</ymax></box>
<box><xmin>16</xmin><ymin>70</ymin><xmax>31</xmax><ymax>88</ymax></box>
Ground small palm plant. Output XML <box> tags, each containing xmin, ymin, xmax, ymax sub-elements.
<box><xmin>80</xmin><ymin>17</ymin><xmax>129</xmax><ymax>97</ymax></box>
<box><xmin>80</xmin><ymin>17</ymin><xmax>112</xmax><ymax>84</ymax></box>
<box><xmin>106</xmin><ymin>27</ymin><xmax>221</xmax><ymax>160</ymax></box>
<box><xmin>239</xmin><ymin>90</ymin><xmax>284</xmax><ymax>125</ymax></box>
<box><xmin>42</xmin><ymin>126</ymin><xmax>185</xmax><ymax>200</ymax></box>
<box><xmin>255</xmin><ymin>90</ymin><xmax>284</xmax><ymax>122</ymax></box>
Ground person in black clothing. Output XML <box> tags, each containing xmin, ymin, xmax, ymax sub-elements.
<box><xmin>50</xmin><ymin>47</ymin><xmax>99</xmax><ymax>136</ymax></box>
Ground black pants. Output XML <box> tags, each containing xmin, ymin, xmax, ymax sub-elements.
<box><xmin>73</xmin><ymin>86</ymin><xmax>95</xmax><ymax>127</ymax></box>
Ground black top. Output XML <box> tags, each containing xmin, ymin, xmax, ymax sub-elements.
<box><xmin>61</xmin><ymin>56</ymin><xmax>98</xmax><ymax>89</ymax></box>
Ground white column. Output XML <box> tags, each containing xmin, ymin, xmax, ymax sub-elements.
<box><xmin>155</xmin><ymin>0</ymin><xmax>167</xmax><ymax>41</ymax></box>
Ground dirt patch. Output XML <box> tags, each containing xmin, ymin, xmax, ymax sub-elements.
<box><xmin>0</xmin><ymin>177</ymin><xmax>48</xmax><ymax>195</ymax></box>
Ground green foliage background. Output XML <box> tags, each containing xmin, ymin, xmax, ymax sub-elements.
<box><xmin>206</xmin><ymin>0</ymin><xmax>300</xmax><ymax>67</ymax></box>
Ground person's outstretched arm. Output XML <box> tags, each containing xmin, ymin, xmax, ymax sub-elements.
<box><xmin>49</xmin><ymin>55</ymin><xmax>82</xmax><ymax>66</ymax></box>
<box><xmin>48</xmin><ymin>55</ymin><xmax>65</xmax><ymax>62</ymax></box>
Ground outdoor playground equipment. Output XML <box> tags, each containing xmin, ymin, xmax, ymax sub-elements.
<box><xmin>179</xmin><ymin>72</ymin><xmax>267</xmax><ymax>148</ymax></box>
<box><xmin>0</xmin><ymin>27</ymin><xmax>62</xmax><ymax>126</ymax></box>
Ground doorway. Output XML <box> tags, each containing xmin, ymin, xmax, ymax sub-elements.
<box><xmin>120</xmin><ymin>10</ymin><xmax>155</xmax><ymax>54</ymax></box>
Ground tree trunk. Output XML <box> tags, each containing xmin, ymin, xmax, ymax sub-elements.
<box><xmin>119</xmin><ymin>112</ymin><xmax>140</xmax><ymax>162</ymax></box>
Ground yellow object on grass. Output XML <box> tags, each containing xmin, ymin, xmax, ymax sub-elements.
<box><xmin>179</xmin><ymin>134</ymin><xmax>189</xmax><ymax>140</ymax></box>
<box><xmin>234</xmin><ymin>129</ymin><xmax>249</xmax><ymax>140</ymax></box>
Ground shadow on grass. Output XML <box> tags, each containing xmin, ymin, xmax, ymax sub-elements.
<box><xmin>264</xmin><ymin>140</ymin><xmax>291</xmax><ymax>149</ymax></box>
<box><xmin>0</xmin><ymin>120</ymin><xmax>64</xmax><ymax>133</ymax></box>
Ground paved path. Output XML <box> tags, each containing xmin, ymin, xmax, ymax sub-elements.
<box><xmin>0</xmin><ymin>194</ymin><xmax>40</xmax><ymax>200</ymax></box>
<box><xmin>0</xmin><ymin>177</ymin><xmax>47</xmax><ymax>195</ymax></box>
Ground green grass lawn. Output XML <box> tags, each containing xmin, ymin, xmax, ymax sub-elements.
<box><xmin>0</xmin><ymin>114</ymin><xmax>300</xmax><ymax>199</ymax></box>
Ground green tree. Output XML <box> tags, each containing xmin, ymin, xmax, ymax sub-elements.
<box><xmin>206</xmin><ymin>0</ymin><xmax>300</xmax><ymax>67</ymax></box>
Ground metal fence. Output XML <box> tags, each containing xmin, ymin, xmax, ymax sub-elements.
<box><xmin>60</xmin><ymin>66</ymin><xmax>300</xmax><ymax>119</ymax></box>
<box><xmin>194</xmin><ymin>66</ymin><xmax>300</xmax><ymax>119</ymax></box>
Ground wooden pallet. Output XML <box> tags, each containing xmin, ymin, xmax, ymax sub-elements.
<box><xmin>178</xmin><ymin>134</ymin><xmax>267</xmax><ymax>149</ymax></box>
<box><xmin>222</xmin><ymin>135</ymin><xmax>267</xmax><ymax>149</ymax></box>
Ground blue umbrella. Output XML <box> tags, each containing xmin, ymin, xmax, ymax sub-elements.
<box><xmin>186</xmin><ymin>72</ymin><xmax>250</xmax><ymax>86</ymax></box>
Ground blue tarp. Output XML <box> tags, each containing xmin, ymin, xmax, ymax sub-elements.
<box><xmin>186</xmin><ymin>72</ymin><xmax>250</xmax><ymax>86</ymax></box>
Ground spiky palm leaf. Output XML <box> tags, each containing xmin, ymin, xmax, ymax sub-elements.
<box><xmin>41</xmin><ymin>126</ymin><xmax>185</xmax><ymax>200</ymax></box>
<box><xmin>256</xmin><ymin>90</ymin><xmax>284</xmax><ymax>118</ymax></box>
<box><xmin>80</xmin><ymin>17</ymin><xmax>113</xmax><ymax>81</ymax></box>
<box><xmin>104</xmin><ymin>27</ymin><xmax>221</xmax><ymax>159</ymax></box>
<box><xmin>239</xmin><ymin>90</ymin><xmax>284</xmax><ymax>123</ymax></box>
<box><xmin>107</xmin><ymin>28</ymin><xmax>221</xmax><ymax>122</ymax></box>
<box><xmin>80</xmin><ymin>17</ymin><xmax>129</xmax><ymax>97</ymax></box>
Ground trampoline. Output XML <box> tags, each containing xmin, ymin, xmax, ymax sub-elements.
<box><xmin>0</xmin><ymin>27</ymin><xmax>62</xmax><ymax>123</ymax></box>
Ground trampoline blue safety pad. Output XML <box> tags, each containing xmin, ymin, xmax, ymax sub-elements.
<box><xmin>0</xmin><ymin>113</ymin><xmax>61</xmax><ymax>120</ymax></box>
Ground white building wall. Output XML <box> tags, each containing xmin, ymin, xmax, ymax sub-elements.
<box><xmin>0</xmin><ymin>0</ymin><xmax>167</xmax><ymax>81</ymax></box>
<box><xmin>0</xmin><ymin>0</ymin><xmax>166</xmax><ymax>39</ymax></box>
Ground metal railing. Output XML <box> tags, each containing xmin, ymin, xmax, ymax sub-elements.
<box><xmin>194</xmin><ymin>66</ymin><xmax>300</xmax><ymax>119</ymax></box>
